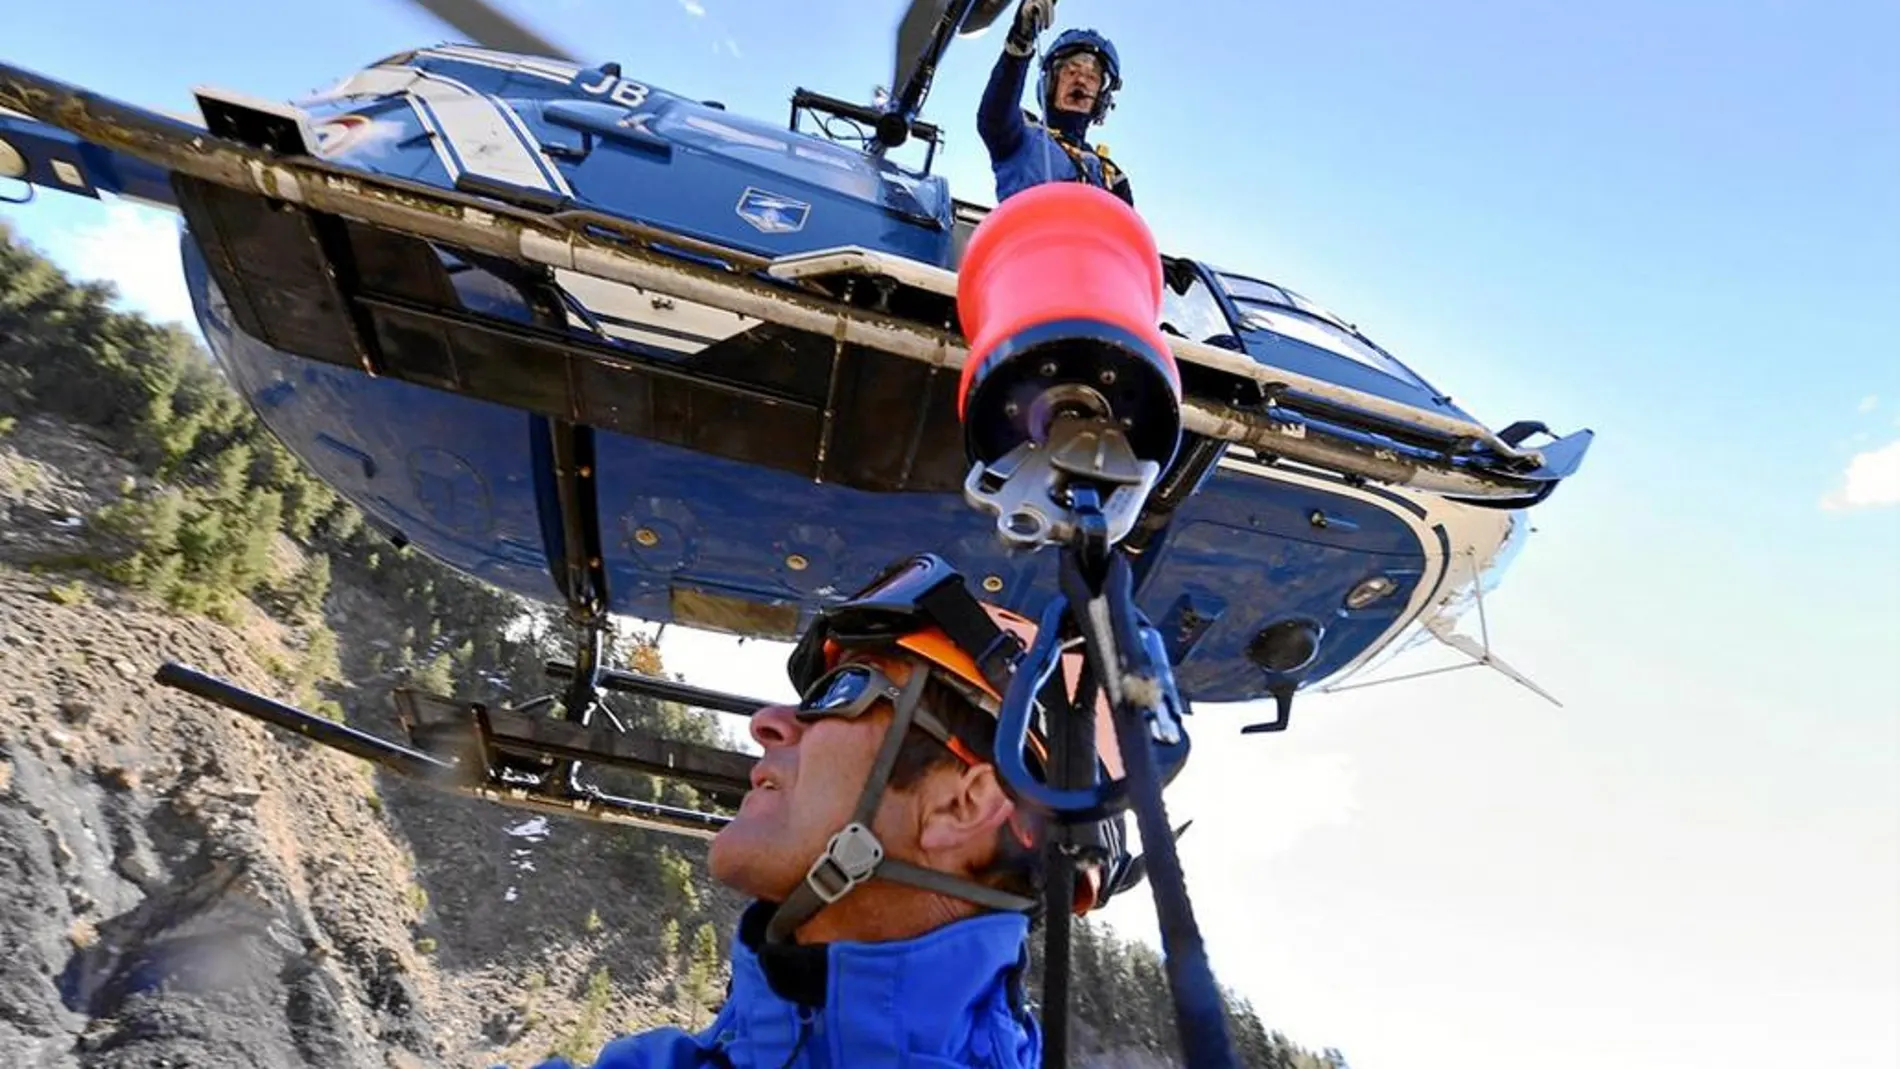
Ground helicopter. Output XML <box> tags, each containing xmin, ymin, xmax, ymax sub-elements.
<box><xmin>0</xmin><ymin>0</ymin><xmax>1588</xmax><ymax>720</ymax></box>
<box><xmin>1</xmin><ymin>1</ymin><xmax>1591</xmax><ymax>1063</ymax></box>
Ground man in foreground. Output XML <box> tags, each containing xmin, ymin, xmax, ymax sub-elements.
<box><xmin>536</xmin><ymin>554</ymin><xmax>1131</xmax><ymax>1068</ymax></box>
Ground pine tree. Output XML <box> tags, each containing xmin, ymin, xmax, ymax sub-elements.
<box><xmin>683</xmin><ymin>922</ymin><xmax>722</xmax><ymax>1028</ymax></box>
<box><xmin>287</xmin><ymin>553</ymin><xmax>332</xmax><ymax>621</ymax></box>
<box><xmin>658</xmin><ymin>917</ymin><xmax>681</xmax><ymax>976</ymax></box>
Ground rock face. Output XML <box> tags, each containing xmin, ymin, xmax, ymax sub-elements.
<box><xmin>0</xmin><ymin>414</ymin><xmax>729</xmax><ymax>1068</ymax></box>
<box><xmin>0</xmin><ymin>564</ymin><xmax>450</xmax><ymax>1068</ymax></box>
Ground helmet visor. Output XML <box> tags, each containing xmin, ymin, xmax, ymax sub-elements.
<box><xmin>1055</xmin><ymin>51</ymin><xmax>1104</xmax><ymax>85</ymax></box>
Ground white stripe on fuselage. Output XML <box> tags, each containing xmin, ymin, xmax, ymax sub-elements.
<box><xmin>403</xmin><ymin>90</ymin><xmax>462</xmax><ymax>183</ymax></box>
<box><xmin>406</xmin><ymin>71</ymin><xmax>558</xmax><ymax>192</ymax></box>
<box><xmin>316</xmin><ymin>63</ymin><xmax>566</xmax><ymax>194</ymax></box>
<box><xmin>555</xmin><ymin>269</ymin><xmax>756</xmax><ymax>354</ymax></box>
<box><xmin>424</xmin><ymin>45</ymin><xmax>580</xmax><ymax>84</ymax></box>
<box><xmin>487</xmin><ymin>91</ymin><xmax>572</xmax><ymax>196</ymax></box>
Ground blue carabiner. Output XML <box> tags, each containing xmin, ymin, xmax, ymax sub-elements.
<box><xmin>1124</xmin><ymin>616</ymin><xmax>1193</xmax><ymax>789</ymax></box>
<box><xmin>1087</xmin><ymin>552</ymin><xmax>1192</xmax><ymax>803</ymax></box>
<box><xmin>995</xmin><ymin>596</ymin><xmax>1138</xmax><ymax>823</ymax></box>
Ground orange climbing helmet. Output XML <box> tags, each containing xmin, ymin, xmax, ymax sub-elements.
<box><xmin>764</xmin><ymin>553</ymin><xmax>1134</xmax><ymax>943</ymax></box>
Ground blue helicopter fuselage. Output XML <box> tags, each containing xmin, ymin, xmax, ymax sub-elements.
<box><xmin>308</xmin><ymin>45</ymin><xmax>960</xmax><ymax>265</ymax></box>
<box><xmin>3</xmin><ymin>44</ymin><xmax>1531</xmax><ymax>706</ymax></box>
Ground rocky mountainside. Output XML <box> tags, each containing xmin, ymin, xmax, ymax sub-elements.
<box><xmin>0</xmin><ymin>217</ymin><xmax>1343</xmax><ymax>1069</ymax></box>
<box><xmin>0</xmin><ymin>411</ymin><xmax>736</xmax><ymax>1068</ymax></box>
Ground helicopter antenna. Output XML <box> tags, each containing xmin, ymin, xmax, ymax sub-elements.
<box><xmin>1320</xmin><ymin>550</ymin><xmax>1563</xmax><ymax>707</ymax></box>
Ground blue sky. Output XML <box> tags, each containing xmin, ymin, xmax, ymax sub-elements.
<box><xmin>4</xmin><ymin>2</ymin><xmax>1896</xmax><ymax>1067</ymax></box>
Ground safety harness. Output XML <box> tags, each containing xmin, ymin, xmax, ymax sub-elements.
<box><xmin>1026</xmin><ymin>115</ymin><xmax>1126</xmax><ymax>195</ymax></box>
<box><xmin>1046</xmin><ymin>123</ymin><xmax>1124</xmax><ymax>192</ymax></box>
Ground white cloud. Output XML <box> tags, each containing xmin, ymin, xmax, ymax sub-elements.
<box><xmin>56</xmin><ymin>201</ymin><xmax>196</xmax><ymax>329</ymax></box>
<box><xmin>722</xmin><ymin>37</ymin><xmax>744</xmax><ymax>59</ymax></box>
<box><xmin>1821</xmin><ymin>439</ymin><xmax>1900</xmax><ymax>511</ymax></box>
<box><xmin>1858</xmin><ymin>394</ymin><xmax>1879</xmax><ymax>414</ymax></box>
<box><xmin>679</xmin><ymin>0</ymin><xmax>706</xmax><ymax>15</ymax></box>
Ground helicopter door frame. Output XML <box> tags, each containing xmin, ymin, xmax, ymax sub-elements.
<box><xmin>1159</xmin><ymin>257</ymin><xmax>1245</xmax><ymax>349</ymax></box>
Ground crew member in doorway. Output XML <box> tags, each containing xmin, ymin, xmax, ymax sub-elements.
<box><xmin>979</xmin><ymin>0</ymin><xmax>1133</xmax><ymax>206</ymax></box>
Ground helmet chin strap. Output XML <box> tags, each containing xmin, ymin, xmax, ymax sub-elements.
<box><xmin>765</xmin><ymin>664</ymin><xmax>1039</xmax><ymax>945</ymax></box>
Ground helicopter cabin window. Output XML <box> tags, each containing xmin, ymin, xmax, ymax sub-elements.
<box><xmin>1216</xmin><ymin>272</ymin><xmax>1429</xmax><ymax>388</ymax></box>
<box><xmin>1159</xmin><ymin>262</ymin><xmax>1238</xmax><ymax>348</ymax></box>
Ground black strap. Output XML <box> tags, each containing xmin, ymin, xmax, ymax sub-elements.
<box><xmin>879</xmin><ymin>857</ymin><xmax>1037</xmax><ymax>912</ymax></box>
<box><xmin>1038</xmin><ymin>123</ymin><xmax>1123</xmax><ymax>194</ymax></box>
<box><xmin>765</xmin><ymin>668</ymin><xmax>1036</xmax><ymax>944</ymax></box>
<box><xmin>918</xmin><ymin>581</ymin><xmax>1024</xmax><ymax>695</ymax></box>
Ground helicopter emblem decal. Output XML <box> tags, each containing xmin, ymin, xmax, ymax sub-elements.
<box><xmin>735</xmin><ymin>187</ymin><xmax>810</xmax><ymax>234</ymax></box>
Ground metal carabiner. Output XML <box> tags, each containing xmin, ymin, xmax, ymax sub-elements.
<box><xmin>994</xmin><ymin>595</ymin><xmax>1136</xmax><ymax>823</ymax></box>
<box><xmin>1071</xmin><ymin>546</ymin><xmax>1185</xmax><ymax>789</ymax></box>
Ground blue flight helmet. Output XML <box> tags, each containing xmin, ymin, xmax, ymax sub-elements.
<box><xmin>1037</xmin><ymin>28</ymin><xmax>1121</xmax><ymax>125</ymax></box>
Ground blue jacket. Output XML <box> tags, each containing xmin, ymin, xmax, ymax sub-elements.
<box><xmin>977</xmin><ymin>47</ymin><xmax>1133</xmax><ymax>207</ymax></box>
<box><xmin>532</xmin><ymin>902</ymin><xmax>1044</xmax><ymax>1068</ymax></box>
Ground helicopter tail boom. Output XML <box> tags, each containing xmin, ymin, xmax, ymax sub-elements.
<box><xmin>0</xmin><ymin>108</ymin><xmax>180</xmax><ymax>211</ymax></box>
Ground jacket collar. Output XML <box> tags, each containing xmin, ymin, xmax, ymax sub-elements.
<box><xmin>739</xmin><ymin>901</ymin><xmax>828</xmax><ymax>1007</ymax></box>
<box><xmin>1045</xmin><ymin>105</ymin><xmax>1093</xmax><ymax>144</ymax></box>
<box><xmin>714</xmin><ymin>901</ymin><xmax>1042</xmax><ymax>1066</ymax></box>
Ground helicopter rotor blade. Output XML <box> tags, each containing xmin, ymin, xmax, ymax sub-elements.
<box><xmin>892</xmin><ymin>0</ymin><xmax>956</xmax><ymax>107</ymax></box>
<box><xmin>958</xmin><ymin>0</ymin><xmax>1017</xmax><ymax>35</ymax></box>
<box><xmin>404</xmin><ymin>0</ymin><xmax>579</xmax><ymax>62</ymax></box>
<box><xmin>890</xmin><ymin>0</ymin><xmax>1012</xmax><ymax>130</ymax></box>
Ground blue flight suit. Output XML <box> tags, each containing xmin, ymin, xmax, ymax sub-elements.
<box><xmin>977</xmin><ymin>46</ymin><xmax>1133</xmax><ymax>207</ymax></box>
<box><xmin>527</xmin><ymin>901</ymin><xmax>1042</xmax><ymax>1068</ymax></box>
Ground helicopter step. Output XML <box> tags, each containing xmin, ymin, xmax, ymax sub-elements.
<box><xmin>168</xmin><ymin>170</ymin><xmax>978</xmax><ymax>496</ymax></box>
<box><xmin>153</xmin><ymin>660</ymin><xmax>756</xmax><ymax>839</ymax></box>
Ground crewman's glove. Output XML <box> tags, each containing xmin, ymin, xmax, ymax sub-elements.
<box><xmin>1007</xmin><ymin>0</ymin><xmax>1054</xmax><ymax>56</ymax></box>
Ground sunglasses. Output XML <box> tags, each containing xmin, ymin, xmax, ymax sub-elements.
<box><xmin>797</xmin><ymin>659</ymin><xmax>1037</xmax><ymax>849</ymax></box>
<box><xmin>797</xmin><ymin>657</ymin><xmax>1056</xmax><ymax>771</ymax></box>
<box><xmin>796</xmin><ymin>661</ymin><xmax>983</xmax><ymax>768</ymax></box>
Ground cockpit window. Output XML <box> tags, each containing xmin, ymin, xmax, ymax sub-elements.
<box><xmin>1220</xmin><ymin>275</ymin><xmax>1296</xmax><ymax>310</ymax></box>
<box><xmin>1216</xmin><ymin>271</ymin><xmax>1429</xmax><ymax>388</ymax></box>
<box><xmin>1160</xmin><ymin>261</ymin><xmax>1240</xmax><ymax>347</ymax></box>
